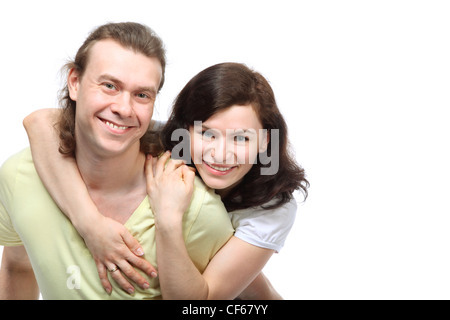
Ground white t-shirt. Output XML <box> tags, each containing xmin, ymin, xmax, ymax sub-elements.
<box><xmin>229</xmin><ymin>198</ymin><xmax>297</xmax><ymax>253</ymax></box>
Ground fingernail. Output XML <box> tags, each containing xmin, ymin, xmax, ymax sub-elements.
<box><xmin>143</xmin><ymin>282</ymin><xmax>150</xmax><ymax>289</ymax></box>
<box><xmin>136</xmin><ymin>248</ymin><xmax>144</xmax><ymax>256</ymax></box>
<box><xmin>151</xmin><ymin>271</ymin><xmax>157</xmax><ymax>278</ymax></box>
<box><xmin>128</xmin><ymin>287</ymin><xmax>135</xmax><ymax>294</ymax></box>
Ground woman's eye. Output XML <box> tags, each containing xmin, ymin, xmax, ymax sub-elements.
<box><xmin>202</xmin><ymin>131</ymin><xmax>215</xmax><ymax>140</ymax></box>
<box><xmin>234</xmin><ymin>135</ymin><xmax>248</xmax><ymax>143</ymax></box>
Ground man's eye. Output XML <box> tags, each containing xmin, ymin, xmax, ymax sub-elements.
<box><xmin>104</xmin><ymin>83</ymin><xmax>117</xmax><ymax>90</ymax></box>
<box><xmin>137</xmin><ymin>93</ymin><xmax>149</xmax><ymax>99</ymax></box>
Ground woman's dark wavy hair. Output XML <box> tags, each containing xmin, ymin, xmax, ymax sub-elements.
<box><xmin>161</xmin><ymin>62</ymin><xmax>309</xmax><ymax>211</ymax></box>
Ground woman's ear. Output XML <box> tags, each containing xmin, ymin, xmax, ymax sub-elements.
<box><xmin>258</xmin><ymin>129</ymin><xmax>270</xmax><ymax>153</ymax></box>
<box><xmin>67</xmin><ymin>68</ymin><xmax>80</xmax><ymax>101</ymax></box>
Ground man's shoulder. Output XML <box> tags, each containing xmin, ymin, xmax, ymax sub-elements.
<box><xmin>188</xmin><ymin>175</ymin><xmax>233</xmax><ymax>233</ymax></box>
<box><xmin>0</xmin><ymin>148</ymin><xmax>35</xmax><ymax>240</ymax></box>
<box><xmin>182</xmin><ymin>176</ymin><xmax>234</xmax><ymax>272</ymax></box>
<box><xmin>0</xmin><ymin>148</ymin><xmax>33</xmax><ymax>182</ymax></box>
<box><xmin>190</xmin><ymin>175</ymin><xmax>225</xmax><ymax>214</ymax></box>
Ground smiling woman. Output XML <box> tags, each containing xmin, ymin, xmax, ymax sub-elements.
<box><xmin>144</xmin><ymin>62</ymin><xmax>308</xmax><ymax>299</ymax></box>
<box><xmin>189</xmin><ymin>105</ymin><xmax>268</xmax><ymax>193</ymax></box>
<box><xmin>161</xmin><ymin>63</ymin><xmax>308</xmax><ymax>212</ymax></box>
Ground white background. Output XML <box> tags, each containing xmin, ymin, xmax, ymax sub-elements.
<box><xmin>1</xmin><ymin>0</ymin><xmax>450</xmax><ymax>299</ymax></box>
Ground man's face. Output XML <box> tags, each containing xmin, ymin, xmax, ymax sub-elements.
<box><xmin>68</xmin><ymin>39</ymin><xmax>162</xmax><ymax>158</ymax></box>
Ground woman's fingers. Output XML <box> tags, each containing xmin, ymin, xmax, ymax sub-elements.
<box><xmin>106</xmin><ymin>262</ymin><xmax>136</xmax><ymax>295</ymax></box>
<box><xmin>152</xmin><ymin>151</ymin><xmax>187</xmax><ymax>176</ymax></box>
<box><xmin>182</xmin><ymin>165</ymin><xmax>196</xmax><ymax>187</ymax></box>
<box><xmin>104</xmin><ymin>259</ymin><xmax>153</xmax><ymax>295</ymax></box>
<box><xmin>145</xmin><ymin>154</ymin><xmax>154</xmax><ymax>182</ymax></box>
<box><xmin>96</xmin><ymin>261</ymin><xmax>112</xmax><ymax>294</ymax></box>
<box><xmin>165</xmin><ymin>158</ymin><xmax>187</xmax><ymax>174</ymax></box>
<box><xmin>154</xmin><ymin>151</ymin><xmax>171</xmax><ymax>178</ymax></box>
<box><xmin>127</xmin><ymin>254</ymin><xmax>158</xmax><ymax>279</ymax></box>
<box><xmin>96</xmin><ymin>230</ymin><xmax>158</xmax><ymax>294</ymax></box>
<box><xmin>121</xmin><ymin>230</ymin><xmax>158</xmax><ymax>281</ymax></box>
<box><xmin>121</xmin><ymin>228</ymin><xmax>145</xmax><ymax>257</ymax></box>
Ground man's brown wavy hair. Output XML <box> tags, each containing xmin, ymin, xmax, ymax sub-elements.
<box><xmin>161</xmin><ymin>63</ymin><xmax>309</xmax><ymax>211</ymax></box>
<box><xmin>57</xmin><ymin>22</ymin><xmax>166</xmax><ymax>157</ymax></box>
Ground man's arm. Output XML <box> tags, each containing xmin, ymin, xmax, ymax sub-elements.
<box><xmin>0</xmin><ymin>246</ymin><xmax>39</xmax><ymax>300</ymax></box>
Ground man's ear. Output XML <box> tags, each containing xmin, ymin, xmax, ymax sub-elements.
<box><xmin>259</xmin><ymin>129</ymin><xmax>270</xmax><ymax>153</ymax></box>
<box><xmin>67</xmin><ymin>68</ymin><xmax>80</xmax><ymax>101</ymax></box>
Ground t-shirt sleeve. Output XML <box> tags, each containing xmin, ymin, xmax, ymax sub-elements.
<box><xmin>0</xmin><ymin>152</ymin><xmax>24</xmax><ymax>246</ymax></box>
<box><xmin>183</xmin><ymin>177</ymin><xmax>234</xmax><ymax>272</ymax></box>
<box><xmin>230</xmin><ymin>198</ymin><xmax>298</xmax><ymax>253</ymax></box>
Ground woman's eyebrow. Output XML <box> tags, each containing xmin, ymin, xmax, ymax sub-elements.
<box><xmin>199</xmin><ymin>125</ymin><xmax>257</xmax><ymax>135</ymax></box>
<box><xmin>195</xmin><ymin>124</ymin><xmax>213</xmax><ymax>131</ymax></box>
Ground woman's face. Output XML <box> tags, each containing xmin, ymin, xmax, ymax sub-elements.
<box><xmin>189</xmin><ymin>105</ymin><xmax>268</xmax><ymax>196</ymax></box>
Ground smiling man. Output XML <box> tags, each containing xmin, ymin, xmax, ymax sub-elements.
<box><xmin>0</xmin><ymin>22</ymin><xmax>233</xmax><ymax>300</ymax></box>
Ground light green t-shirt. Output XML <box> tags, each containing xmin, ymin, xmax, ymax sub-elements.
<box><xmin>0</xmin><ymin>148</ymin><xmax>234</xmax><ymax>300</ymax></box>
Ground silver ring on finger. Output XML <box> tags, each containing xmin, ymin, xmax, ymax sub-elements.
<box><xmin>108</xmin><ymin>265</ymin><xmax>119</xmax><ymax>273</ymax></box>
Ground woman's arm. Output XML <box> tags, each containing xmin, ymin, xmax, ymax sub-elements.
<box><xmin>23</xmin><ymin>109</ymin><xmax>157</xmax><ymax>294</ymax></box>
<box><xmin>237</xmin><ymin>273</ymin><xmax>282</xmax><ymax>300</ymax></box>
<box><xmin>147</xmin><ymin>154</ymin><xmax>276</xmax><ymax>300</ymax></box>
<box><xmin>24</xmin><ymin>110</ymin><xmax>101</xmax><ymax>238</ymax></box>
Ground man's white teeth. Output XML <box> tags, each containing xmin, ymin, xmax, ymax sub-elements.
<box><xmin>208</xmin><ymin>163</ymin><xmax>234</xmax><ymax>171</ymax></box>
<box><xmin>106</xmin><ymin>121</ymin><xmax>128</xmax><ymax>130</ymax></box>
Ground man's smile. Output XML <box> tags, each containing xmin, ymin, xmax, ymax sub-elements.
<box><xmin>98</xmin><ymin>117</ymin><xmax>134</xmax><ymax>132</ymax></box>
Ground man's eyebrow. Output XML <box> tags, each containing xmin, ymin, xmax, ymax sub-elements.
<box><xmin>98</xmin><ymin>74</ymin><xmax>158</xmax><ymax>95</ymax></box>
<box><xmin>98</xmin><ymin>74</ymin><xmax>123</xmax><ymax>86</ymax></box>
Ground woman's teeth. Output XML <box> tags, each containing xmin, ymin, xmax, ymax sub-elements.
<box><xmin>208</xmin><ymin>163</ymin><xmax>235</xmax><ymax>171</ymax></box>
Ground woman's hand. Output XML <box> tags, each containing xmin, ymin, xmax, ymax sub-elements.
<box><xmin>145</xmin><ymin>151</ymin><xmax>196</xmax><ymax>230</ymax></box>
<box><xmin>80</xmin><ymin>214</ymin><xmax>158</xmax><ymax>295</ymax></box>
<box><xmin>23</xmin><ymin>108</ymin><xmax>158</xmax><ymax>295</ymax></box>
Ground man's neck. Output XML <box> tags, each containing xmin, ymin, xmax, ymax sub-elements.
<box><xmin>77</xmin><ymin>145</ymin><xmax>143</xmax><ymax>189</ymax></box>
<box><xmin>75</xmin><ymin>143</ymin><xmax>147</xmax><ymax>223</ymax></box>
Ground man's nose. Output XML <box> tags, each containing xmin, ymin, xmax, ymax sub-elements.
<box><xmin>110</xmin><ymin>92</ymin><xmax>133</xmax><ymax>117</ymax></box>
